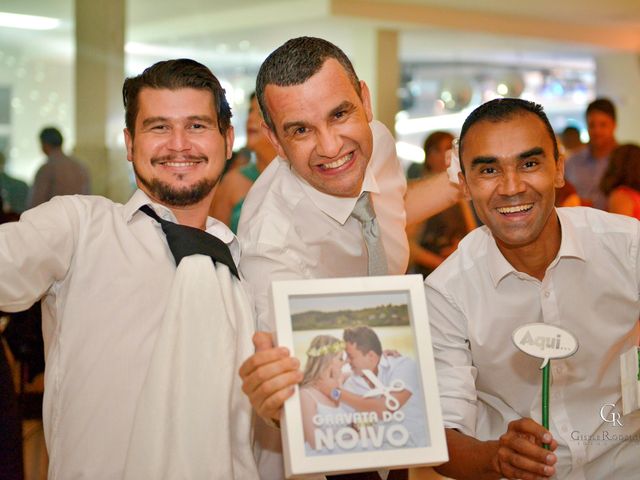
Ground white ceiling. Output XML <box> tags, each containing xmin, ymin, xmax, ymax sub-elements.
<box><xmin>5</xmin><ymin>0</ymin><xmax>636</xmax><ymax>28</ymax></box>
<box><xmin>0</xmin><ymin>0</ymin><xmax>638</xmax><ymax>67</ymax></box>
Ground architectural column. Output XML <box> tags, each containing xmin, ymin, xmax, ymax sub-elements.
<box><xmin>595</xmin><ymin>52</ymin><xmax>640</xmax><ymax>144</ymax></box>
<box><xmin>75</xmin><ymin>0</ymin><xmax>130</xmax><ymax>202</ymax></box>
<box><xmin>351</xmin><ymin>28</ymin><xmax>400</xmax><ymax>135</ymax></box>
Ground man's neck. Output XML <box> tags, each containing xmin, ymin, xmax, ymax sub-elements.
<box><xmin>169</xmin><ymin>201</ymin><xmax>211</xmax><ymax>230</ymax></box>
<box><xmin>495</xmin><ymin>212</ymin><xmax>562</xmax><ymax>282</ymax></box>
<box><xmin>47</xmin><ymin>148</ymin><xmax>64</xmax><ymax>160</ymax></box>
<box><xmin>591</xmin><ymin>139</ymin><xmax>616</xmax><ymax>159</ymax></box>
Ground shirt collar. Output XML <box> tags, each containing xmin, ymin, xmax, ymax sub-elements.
<box><xmin>551</xmin><ymin>207</ymin><xmax>587</xmax><ymax>263</ymax></box>
<box><xmin>487</xmin><ymin>208</ymin><xmax>587</xmax><ymax>287</ymax></box>
<box><xmin>297</xmin><ymin>165</ymin><xmax>379</xmax><ymax>225</ymax></box>
<box><xmin>123</xmin><ymin>189</ymin><xmax>240</xmax><ymax>265</ymax></box>
<box><xmin>124</xmin><ymin>189</ymin><xmax>175</xmax><ymax>223</ymax></box>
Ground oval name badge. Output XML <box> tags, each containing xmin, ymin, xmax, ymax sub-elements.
<box><xmin>512</xmin><ymin>323</ymin><xmax>579</xmax><ymax>369</ymax></box>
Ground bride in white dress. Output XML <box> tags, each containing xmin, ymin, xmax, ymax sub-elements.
<box><xmin>299</xmin><ymin>335</ymin><xmax>349</xmax><ymax>456</ymax></box>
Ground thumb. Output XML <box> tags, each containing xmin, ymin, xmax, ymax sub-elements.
<box><xmin>253</xmin><ymin>331</ymin><xmax>275</xmax><ymax>352</ymax></box>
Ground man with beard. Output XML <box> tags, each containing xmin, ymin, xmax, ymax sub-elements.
<box><xmin>0</xmin><ymin>59</ymin><xmax>257</xmax><ymax>479</ymax></box>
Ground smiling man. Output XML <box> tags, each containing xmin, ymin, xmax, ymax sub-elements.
<box><xmin>425</xmin><ymin>98</ymin><xmax>640</xmax><ymax>479</ymax></box>
<box><xmin>0</xmin><ymin>59</ymin><xmax>257</xmax><ymax>478</ymax></box>
<box><xmin>238</xmin><ymin>36</ymin><xmax>460</xmax><ymax>480</ymax></box>
<box><xmin>238</xmin><ymin>37</ymin><xmax>460</xmax><ymax>333</ymax></box>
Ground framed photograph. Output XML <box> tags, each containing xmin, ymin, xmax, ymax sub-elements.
<box><xmin>272</xmin><ymin>274</ymin><xmax>448</xmax><ymax>478</ymax></box>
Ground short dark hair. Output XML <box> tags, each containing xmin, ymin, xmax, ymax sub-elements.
<box><xmin>39</xmin><ymin>127</ymin><xmax>63</xmax><ymax>147</ymax></box>
<box><xmin>343</xmin><ymin>325</ymin><xmax>382</xmax><ymax>357</ymax></box>
<box><xmin>586</xmin><ymin>97</ymin><xmax>616</xmax><ymax>122</ymax></box>
<box><xmin>562</xmin><ymin>126</ymin><xmax>580</xmax><ymax>136</ymax></box>
<box><xmin>122</xmin><ymin>58</ymin><xmax>231</xmax><ymax>138</ymax></box>
<box><xmin>600</xmin><ymin>143</ymin><xmax>640</xmax><ymax>195</ymax></box>
<box><xmin>256</xmin><ymin>36</ymin><xmax>361</xmax><ymax>131</ymax></box>
<box><xmin>458</xmin><ymin>98</ymin><xmax>558</xmax><ymax>173</ymax></box>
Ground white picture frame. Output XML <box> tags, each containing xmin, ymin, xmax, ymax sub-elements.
<box><xmin>272</xmin><ymin>274</ymin><xmax>448</xmax><ymax>478</ymax></box>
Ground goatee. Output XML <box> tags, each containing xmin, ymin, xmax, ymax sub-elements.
<box><xmin>133</xmin><ymin>163</ymin><xmax>218</xmax><ymax>207</ymax></box>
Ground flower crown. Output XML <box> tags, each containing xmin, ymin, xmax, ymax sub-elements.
<box><xmin>307</xmin><ymin>340</ymin><xmax>345</xmax><ymax>358</ymax></box>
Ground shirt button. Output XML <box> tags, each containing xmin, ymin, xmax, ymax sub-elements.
<box><xmin>544</xmin><ymin>290</ymin><xmax>551</xmax><ymax>297</ymax></box>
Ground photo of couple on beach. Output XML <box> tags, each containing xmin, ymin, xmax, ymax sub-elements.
<box><xmin>289</xmin><ymin>290</ymin><xmax>430</xmax><ymax>457</ymax></box>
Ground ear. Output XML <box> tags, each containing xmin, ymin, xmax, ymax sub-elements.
<box><xmin>359</xmin><ymin>80</ymin><xmax>373</xmax><ymax>123</ymax></box>
<box><xmin>224</xmin><ymin>125</ymin><xmax>235</xmax><ymax>160</ymax></box>
<box><xmin>124</xmin><ymin>128</ymin><xmax>133</xmax><ymax>162</ymax></box>
<box><xmin>554</xmin><ymin>154</ymin><xmax>566</xmax><ymax>189</ymax></box>
<box><xmin>262</xmin><ymin>121</ymin><xmax>287</xmax><ymax>160</ymax></box>
<box><xmin>458</xmin><ymin>171</ymin><xmax>472</xmax><ymax>200</ymax></box>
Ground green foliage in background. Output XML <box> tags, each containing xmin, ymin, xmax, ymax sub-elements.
<box><xmin>292</xmin><ymin>303</ymin><xmax>409</xmax><ymax>331</ymax></box>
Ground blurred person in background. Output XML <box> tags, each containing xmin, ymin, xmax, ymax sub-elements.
<box><xmin>222</xmin><ymin>147</ymin><xmax>251</xmax><ymax>175</ymax></box>
<box><xmin>554</xmin><ymin>180</ymin><xmax>581</xmax><ymax>208</ymax></box>
<box><xmin>0</xmin><ymin>151</ymin><xmax>29</xmax><ymax>214</ymax></box>
<box><xmin>600</xmin><ymin>143</ymin><xmax>640</xmax><ymax>220</ymax></box>
<box><xmin>564</xmin><ymin>98</ymin><xmax>617</xmax><ymax>209</ymax></box>
<box><xmin>210</xmin><ymin>93</ymin><xmax>276</xmax><ymax>233</ymax></box>
<box><xmin>555</xmin><ymin>127</ymin><xmax>583</xmax><ymax>208</ymax></box>
<box><xmin>560</xmin><ymin>125</ymin><xmax>584</xmax><ymax>158</ymax></box>
<box><xmin>28</xmin><ymin>127</ymin><xmax>90</xmax><ymax>208</ymax></box>
<box><xmin>406</xmin><ymin>131</ymin><xmax>476</xmax><ymax>276</ymax></box>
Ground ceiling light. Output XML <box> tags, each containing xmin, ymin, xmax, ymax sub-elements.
<box><xmin>0</xmin><ymin>12</ymin><xmax>61</xmax><ymax>30</ymax></box>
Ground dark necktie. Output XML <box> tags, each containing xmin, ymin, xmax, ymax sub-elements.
<box><xmin>139</xmin><ymin>205</ymin><xmax>239</xmax><ymax>279</ymax></box>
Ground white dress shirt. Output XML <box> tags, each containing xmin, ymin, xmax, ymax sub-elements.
<box><xmin>0</xmin><ymin>190</ymin><xmax>239</xmax><ymax>480</ymax></box>
<box><xmin>342</xmin><ymin>355</ymin><xmax>429</xmax><ymax>449</ymax></box>
<box><xmin>426</xmin><ymin>207</ymin><xmax>640</xmax><ymax>479</ymax></box>
<box><xmin>239</xmin><ymin>120</ymin><xmax>408</xmax><ymax>332</ymax></box>
<box><xmin>238</xmin><ymin>120</ymin><xmax>407</xmax><ymax>480</ymax></box>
